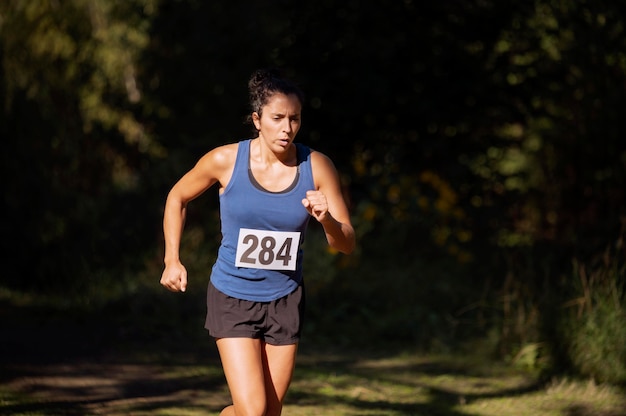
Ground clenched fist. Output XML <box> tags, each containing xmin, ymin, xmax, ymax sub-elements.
<box><xmin>302</xmin><ymin>190</ymin><xmax>329</xmax><ymax>222</ymax></box>
<box><xmin>160</xmin><ymin>261</ymin><xmax>188</xmax><ymax>293</ymax></box>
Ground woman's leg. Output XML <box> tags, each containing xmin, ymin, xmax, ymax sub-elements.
<box><xmin>216</xmin><ymin>338</ymin><xmax>298</xmax><ymax>416</ymax></box>
<box><xmin>262</xmin><ymin>342</ymin><xmax>298</xmax><ymax>416</ymax></box>
<box><xmin>217</xmin><ymin>337</ymin><xmax>265</xmax><ymax>416</ymax></box>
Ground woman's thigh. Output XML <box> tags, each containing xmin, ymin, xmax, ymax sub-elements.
<box><xmin>217</xmin><ymin>338</ymin><xmax>266</xmax><ymax>414</ymax></box>
<box><xmin>216</xmin><ymin>338</ymin><xmax>298</xmax><ymax>415</ymax></box>
<box><xmin>262</xmin><ymin>342</ymin><xmax>298</xmax><ymax>407</ymax></box>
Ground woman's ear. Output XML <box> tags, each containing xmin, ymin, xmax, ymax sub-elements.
<box><xmin>252</xmin><ymin>112</ymin><xmax>261</xmax><ymax>130</ymax></box>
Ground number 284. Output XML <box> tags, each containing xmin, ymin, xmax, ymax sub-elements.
<box><xmin>235</xmin><ymin>229</ymin><xmax>300</xmax><ymax>271</ymax></box>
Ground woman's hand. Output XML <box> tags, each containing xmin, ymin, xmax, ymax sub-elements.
<box><xmin>302</xmin><ymin>190</ymin><xmax>330</xmax><ymax>222</ymax></box>
<box><xmin>160</xmin><ymin>261</ymin><xmax>188</xmax><ymax>292</ymax></box>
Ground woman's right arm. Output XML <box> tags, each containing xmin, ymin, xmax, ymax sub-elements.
<box><xmin>160</xmin><ymin>144</ymin><xmax>236</xmax><ymax>292</ymax></box>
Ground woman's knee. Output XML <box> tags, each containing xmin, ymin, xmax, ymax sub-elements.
<box><xmin>224</xmin><ymin>402</ymin><xmax>267</xmax><ymax>416</ymax></box>
<box><xmin>229</xmin><ymin>399</ymin><xmax>281</xmax><ymax>416</ymax></box>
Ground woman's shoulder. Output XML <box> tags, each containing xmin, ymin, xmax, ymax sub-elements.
<box><xmin>309</xmin><ymin>148</ymin><xmax>335</xmax><ymax>168</ymax></box>
<box><xmin>309</xmin><ymin>149</ymin><xmax>339</xmax><ymax>185</ymax></box>
<box><xmin>195</xmin><ymin>141</ymin><xmax>241</xmax><ymax>173</ymax></box>
<box><xmin>213</xmin><ymin>141</ymin><xmax>240</xmax><ymax>157</ymax></box>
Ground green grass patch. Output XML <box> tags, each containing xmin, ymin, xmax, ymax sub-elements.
<box><xmin>1</xmin><ymin>347</ymin><xmax>624</xmax><ymax>415</ymax></box>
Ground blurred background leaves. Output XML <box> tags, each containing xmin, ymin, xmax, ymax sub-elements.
<box><xmin>1</xmin><ymin>0</ymin><xmax>625</xmax><ymax>382</ymax></box>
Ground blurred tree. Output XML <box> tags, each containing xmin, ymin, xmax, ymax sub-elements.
<box><xmin>467</xmin><ymin>0</ymin><xmax>626</xmax><ymax>252</ymax></box>
<box><xmin>1</xmin><ymin>0</ymin><xmax>624</xmax><ymax>372</ymax></box>
<box><xmin>0</xmin><ymin>0</ymin><xmax>161</xmax><ymax>291</ymax></box>
<box><xmin>459</xmin><ymin>0</ymin><xmax>626</xmax><ymax>354</ymax></box>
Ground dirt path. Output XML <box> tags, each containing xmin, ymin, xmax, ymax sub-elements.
<box><xmin>1</xmin><ymin>358</ymin><xmax>232</xmax><ymax>415</ymax></box>
<box><xmin>3</xmin><ymin>352</ymin><xmax>625</xmax><ymax>416</ymax></box>
<box><xmin>1</xmin><ymin>298</ymin><xmax>624</xmax><ymax>416</ymax></box>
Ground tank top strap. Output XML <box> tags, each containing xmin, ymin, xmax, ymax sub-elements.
<box><xmin>235</xmin><ymin>138</ymin><xmax>252</xmax><ymax>175</ymax></box>
<box><xmin>295</xmin><ymin>142</ymin><xmax>314</xmax><ymax>188</ymax></box>
<box><xmin>221</xmin><ymin>139</ymin><xmax>252</xmax><ymax>196</ymax></box>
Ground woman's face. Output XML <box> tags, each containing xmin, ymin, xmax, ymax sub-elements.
<box><xmin>253</xmin><ymin>93</ymin><xmax>302</xmax><ymax>152</ymax></box>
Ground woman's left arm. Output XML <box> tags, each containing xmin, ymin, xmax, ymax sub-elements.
<box><xmin>302</xmin><ymin>151</ymin><xmax>356</xmax><ymax>254</ymax></box>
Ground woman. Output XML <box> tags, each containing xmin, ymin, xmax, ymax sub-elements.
<box><xmin>160</xmin><ymin>68</ymin><xmax>355</xmax><ymax>415</ymax></box>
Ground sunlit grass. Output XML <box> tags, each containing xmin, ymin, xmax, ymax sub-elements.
<box><xmin>282</xmin><ymin>353</ymin><xmax>625</xmax><ymax>416</ymax></box>
<box><xmin>2</xmin><ymin>281</ymin><xmax>624</xmax><ymax>416</ymax></box>
<box><xmin>1</xmin><ymin>351</ymin><xmax>624</xmax><ymax>415</ymax></box>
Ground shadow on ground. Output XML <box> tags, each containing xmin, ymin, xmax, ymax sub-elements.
<box><xmin>1</xmin><ymin>295</ymin><xmax>624</xmax><ymax>415</ymax></box>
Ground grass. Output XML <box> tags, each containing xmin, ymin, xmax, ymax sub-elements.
<box><xmin>285</xmin><ymin>353</ymin><xmax>625</xmax><ymax>416</ymax></box>
<box><xmin>1</xmin><ymin>286</ymin><xmax>624</xmax><ymax>415</ymax></box>
<box><xmin>1</xmin><ymin>348</ymin><xmax>624</xmax><ymax>416</ymax></box>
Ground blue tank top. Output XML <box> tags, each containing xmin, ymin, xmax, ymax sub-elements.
<box><xmin>209</xmin><ymin>139</ymin><xmax>315</xmax><ymax>301</ymax></box>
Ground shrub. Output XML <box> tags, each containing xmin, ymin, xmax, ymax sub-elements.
<box><xmin>560</xmin><ymin>253</ymin><xmax>626</xmax><ymax>383</ymax></box>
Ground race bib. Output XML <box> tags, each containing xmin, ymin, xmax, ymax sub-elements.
<box><xmin>235</xmin><ymin>228</ymin><xmax>301</xmax><ymax>271</ymax></box>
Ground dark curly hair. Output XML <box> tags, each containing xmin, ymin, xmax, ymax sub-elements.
<box><xmin>247</xmin><ymin>68</ymin><xmax>305</xmax><ymax>125</ymax></box>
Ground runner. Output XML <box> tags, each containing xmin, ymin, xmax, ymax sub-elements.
<box><xmin>160</xmin><ymin>68</ymin><xmax>355</xmax><ymax>416</ymax></box>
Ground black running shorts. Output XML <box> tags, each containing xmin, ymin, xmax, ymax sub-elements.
<box><xmin>205</xmin><ymin>282</ymin><xmax>305</xmax><ymax>346</ymax></box>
